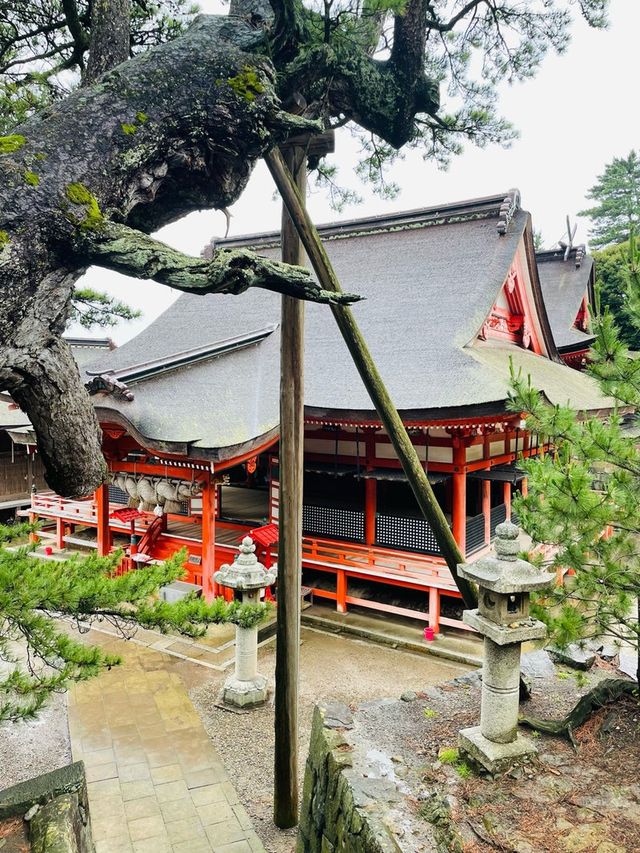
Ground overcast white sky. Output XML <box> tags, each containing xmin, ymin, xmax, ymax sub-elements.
<box><xmin>72</xmin><ymin>0</ymin><xmax>639</xmax><ymax>344</ymax></box>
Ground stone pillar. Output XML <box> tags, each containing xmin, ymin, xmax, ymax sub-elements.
<box><xmin>214</xmin><ymin>537</ymin><xmax>277</xmax><ymax>709</ymax></box>
<box><xmin>457</xmin><ymin>522</ymin><xmax>554</xmax><ymax>773</ymax></box>
<box><xmin>234</xmin><ymin>589</ymin><xmax>260</xmax><ymax>684</ymax></box>
<box><xmin>479</xmin><ymin>639</ymin><xmax>521</xmax><ymax>744</ymax></box>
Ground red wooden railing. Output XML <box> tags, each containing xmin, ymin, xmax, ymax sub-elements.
<box><xmin>137</xmin><ymin>516</ymin><xmax>164</xmax><ymax>555</ymax></box>
<box><xmin>301</xmin><ymin>535</ymin><xmax>458</xmax><ymax>592</ymax></box>
<box><xmin>28</xmin><ymin>491</ymin><xmax>466</xmax><ymax>631</ymax></box>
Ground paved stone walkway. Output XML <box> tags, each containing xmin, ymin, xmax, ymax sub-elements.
<box><xmin>68</xmin><ymin>637</ymin><xmax>265</xmax><ymax>853</ymax></box>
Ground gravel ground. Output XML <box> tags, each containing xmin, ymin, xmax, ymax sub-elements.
<box><xmin>189</xmin><ymin>626</ymin><xmax>471</xmax><ymax>853</ymax></box>
<box><xmin>0</xmin><ymin>692</ymin><xmax>72</xmax><ymax>790</ymax></box>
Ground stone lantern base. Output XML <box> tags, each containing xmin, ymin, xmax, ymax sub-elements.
<box><xmin>222</xmin><ymin>673</ymin><xmax>269</xmax><ymax>709</ymax></box>
<box><xmin>459</xmin><ymin>726</ymin><xmax>537</xmax><ymax>774</ymax></box>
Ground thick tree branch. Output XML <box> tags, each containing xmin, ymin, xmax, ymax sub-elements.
<box><xmin>268</xmin><ymin>0</ymin><xmax>309</xmax><ymax>64</ymax></box>
<box><xmin>72</xmin><ymin>222</ymin><xmax>361</xmax><ymax>304</ymax></box>
<box><xmin>61</xmin><ymin>0</ymin><xmax>90</xmax><ymax>66</ymax></box>
<box><xmin>280</xmin><ymin>43</ymin><xmax>439</xmax><ymax>148</ymax></box>
<box><xmin>391</xmin><ymin>0</ymin><xmax>429</xmax><ymax>78</ymax></box>
<box><xmin>84</xmin><ymin>0</ymin><xmax>131</xmax><ymax>84</ymax></box>
<box><xmin>0</xmin><ymin>14</ymin><xmax>320</xmax><ymax>497</ymax></box>
<box><xmin>422</xmin><ymin>0</ymin><xmax>489</xmax><ymax>33</ymax></box>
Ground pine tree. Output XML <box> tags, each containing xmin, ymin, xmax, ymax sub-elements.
<box><xmin>510</xmin><ymin>237</ymin><xmax>640</xmax><ymax>687</ymax></box>
<box><xmin>69</xmin><ymin>287</ymin><xmax>141</xmax><ymax>330</ymax></box>
<box><xmin>592</xmin><ymin>240</ymin><xmax>640</xmax><ymax>350</ymax></box>
<box><xmin>0</xmin><ymin>522</ymin><xmax>267</xmax><ymax>722</ymax></box>
<box><xmin>579</xmin><ymin>151</ymin><xmax>640</xmax><ymax>249</ymax></box>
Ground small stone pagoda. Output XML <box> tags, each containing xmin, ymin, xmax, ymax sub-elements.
<box><xmin>214</xmin><ymin>536</ymin><xmax>277</xmax><ymax>708</ymax></box>
<box><xmin>458</xmin><ymin>521</ymin><xmax>554</xmax><ymax>773</ymax></box>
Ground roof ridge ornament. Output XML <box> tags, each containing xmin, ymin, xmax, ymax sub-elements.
<box><xmin>85</xmin><ymin>373</ymin><xmax>134</xmax><ymax>401</ymax></box>
<box><xmin>496</xmin><ymin>189</ymin><xmax>521</xmax><ymax>235</ymax></box>
<box><xmin>558</xmin><ymin>215</ymin><xmax>583</xmax><ymax>263</ymax></box>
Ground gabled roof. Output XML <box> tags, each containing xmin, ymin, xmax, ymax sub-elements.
<box><xmin>66</xmin><ymin>336</ymin><xmax>116</xmax><ymax>368</ymax></box>
<box><xmin>536</xmin><ymin>247</ymin><xmax>595</xmax><ymax>351</ymax></box>
<box><xmin>83</xmin><ymin>192</ymin><xmax>610</xmax><ymax>458</ymax></box>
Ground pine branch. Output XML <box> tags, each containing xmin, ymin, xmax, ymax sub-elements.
<box><xmin>72</xmin><ymin>222</ymin><xmax>362</xmax><ymax>304</ymax></box>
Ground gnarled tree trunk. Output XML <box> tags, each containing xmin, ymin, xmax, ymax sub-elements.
<box><xmin>0</xmin><ymin>15</ymin><xmax>319</xmax><ymax>497</ymax></box>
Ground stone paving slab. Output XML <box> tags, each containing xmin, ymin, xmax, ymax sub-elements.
<box><xmin>68</xmin><ymin>639</ymin><xmax>265</xmax><ymax>853</ymax></box>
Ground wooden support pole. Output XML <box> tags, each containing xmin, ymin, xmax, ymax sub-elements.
<box><xmin>273</xmin><ymin>145</ymin><xmax>306</xmax><ymax>830</ymax></box>
<box><xmin>95</xmin><ymin>483</ymin><xmax>111</xmax><ymax>557</ymax></box>
<box><xmin>201</xmin><ymin>477</ymin><xmax>217</xmax><ymax>601</ymax></box>
<box><xmin>264</xmin><ymin>149</ymin><xmax>477</xmax><ymax>609</ymax></box>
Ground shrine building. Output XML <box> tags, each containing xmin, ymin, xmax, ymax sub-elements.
<box><xmin>4</xmin><ymin>191</ymin><xmax>609</xmax><ymax>632</ymax></box>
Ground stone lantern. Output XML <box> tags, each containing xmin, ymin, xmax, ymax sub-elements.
<box><xmin>458</xmin><ymin>521</ymin><xmax>554</xmax><ymax>773</ymax></box>
<box><xmin>214</xmin><ymin>536</ymin><xmax>277</xmax><ymax>708</ymax></box>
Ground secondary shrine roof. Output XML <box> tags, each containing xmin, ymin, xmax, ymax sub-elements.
<box><xmin>536</xmin><ymin>248</ymin><xmax>595</xmax><ymax>351</ymax></box>
<box><xmin>82</xmin><ymin>192</ymin><xmax>610</xmax><ymax>458</ymax></box>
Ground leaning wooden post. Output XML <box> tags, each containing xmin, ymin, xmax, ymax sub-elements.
<box><xmin>273</xmin><ymin>142</ymin><xmax>307</xmax><ymax>829</ymax></box>
<box><xmin>264</xmin><ymin>148</ymin><xmax>477</xmax><ymax>608</ymax></box>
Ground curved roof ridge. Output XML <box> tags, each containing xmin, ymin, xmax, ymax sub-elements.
<box><xmin>209</xmin><ymin>189</ymin><xmax>521</xmax><ymax>252</ymax></box>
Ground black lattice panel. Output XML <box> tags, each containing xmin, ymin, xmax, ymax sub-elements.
<box><xmin>466</xmin><ymin>513</ymin><xmax>486</xmax><ymax>554</ymax></box>
<box><xmin>490</xmin><ymin>504</ymin><xmax>507</xmax><ymax>538</ymax></box>
<box><xmin>302</xmin><ymin>504</ymin><xmax>365</xmax><ymax>542</ymax></box>
<box><xmin>108</xmin><ymin>485</ymin><xmax>129</xmax><ymax>505</ymax></box>
<box><xmin>375</xmin><ymin>513</ymin><xmax>442</xmax><ymax>556</ymax></box>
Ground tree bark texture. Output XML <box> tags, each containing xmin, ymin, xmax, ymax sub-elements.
<box><xmin>0</xmin><ymin>15</ymin><xmax>319</xmax><ymax>497</ymax></box>
<box><xmin>84</xmin><ymin>0</ymin><xmax>131</xmax><ymax>84</ymax></box>
<box><xmin>273</xmin><ymin>145</ymin><xmax>306</xmax><ymax>828</ymax></box>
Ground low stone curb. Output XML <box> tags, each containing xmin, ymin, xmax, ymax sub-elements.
<box><xmin>302</xmin><ymin>613</ymin><xmax>483</xmax><ymax>667</ymax></box>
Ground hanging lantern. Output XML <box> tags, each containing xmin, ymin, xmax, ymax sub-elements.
<box><xmin>246</xmin><ymin>457</ymin><xmax>257</xmax><ymax>475</ymax></box>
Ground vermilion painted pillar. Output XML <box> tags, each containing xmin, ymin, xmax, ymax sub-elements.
<box><xmin>336</xmin><ymin>571</ymin><xmax>347</xmax><ymax>613</ymax></box>
<box><xmin>95</xmin><ymin>484</ymin><xmax>111</xmax><ymax>557</ymax></box>
<box><xmin>364</xmin><ymin>478</ymin><xmax>376</xmax><ymax>547</ymax></box>
<box><xmin>428</xmin><ymin>587</ymin><xmax>440</xmax><ymax>632</ymax></box>
<box><xmin>503</xmin><ymin>481</ymin><xmax>511</xmax><ymax>520</ymax></box>
<box><xmin>28</xmin><ymin>512</ymin><xmax>38</xmax><ymax>544</ymax></box>
<box><xmin>482</xmin><ymin>480</ymin><xmax>491</xmax><ymax>544</ymax></box>
<box><xmin>452</xmin><ymin>441</ymin><xmax>467</xmax><ymax>556</ymax></box>
<box><xmin>521</xmin><ymin>478</ymin><xmax>528</xmax><ymax>498</ymax></box>
<box><xmin>201</xmin><ymin>478</ymin><xmax>217</xmax><ymax>600</ymax></box>
<box><xmin>56</xmin><ymin>517</ymin><xmax>65</xmax><ymax>551</ymax></box>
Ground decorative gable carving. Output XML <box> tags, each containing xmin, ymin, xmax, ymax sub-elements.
<box><xmin>478</xmin><ymin>260</ymin><xmax>542</xmax><ymax>354</ymax></box>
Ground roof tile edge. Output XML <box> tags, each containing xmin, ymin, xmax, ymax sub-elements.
<box><xmin>207</xmin><ymin>190</ymin><xmax>522</xmax><ymax>253</ymax></box>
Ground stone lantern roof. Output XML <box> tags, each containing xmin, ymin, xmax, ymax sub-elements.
<box><xmin>458</xmin><ymin>521</ymin><xmax>554</xmax><ymax>593</ymax></box>
<box><xmin>214</xmin><ymin>536</ymin><xmax>277</xmax><ymax>591</ymax></box>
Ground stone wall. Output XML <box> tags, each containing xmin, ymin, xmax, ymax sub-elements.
<box><xmin>297</xmin><ymin>701</ymin><xmax>433</xmax><ymax>853</ymax></box>
<box><xmin>0</xmin><ymin>761</ymin><xmax>94</xmax><ymax>853</ymax></box>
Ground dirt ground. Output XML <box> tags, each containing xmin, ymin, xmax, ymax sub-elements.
<box><xmin>0</xmin><ymin>816</ymin><xmax>29</xmax><ymax>853</ymax></box>
<box><xmin>349</xmin><ymin>658</ymin><xmax>640</xmax><ymax>853</ymax></box>
<box><xmin>189</xmin><ymin>626</ymin><xmax>471</xmax><ymax>853</ymax></box>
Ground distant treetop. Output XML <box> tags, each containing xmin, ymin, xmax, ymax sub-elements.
<box><xmin>579</xmin><ymin>151</ymin><xmax>640</xmax><ymax>249</ymax></box>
